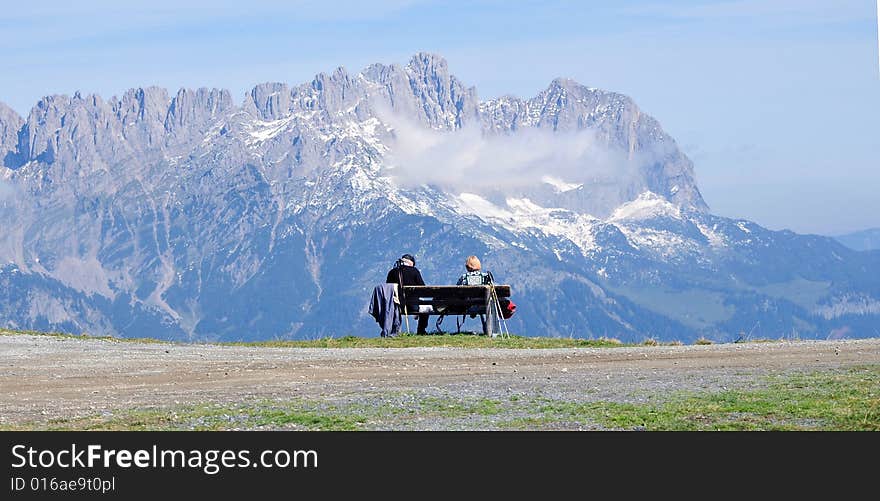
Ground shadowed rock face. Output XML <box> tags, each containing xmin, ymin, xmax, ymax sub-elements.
<box><xmin>0</xmin><ymin>53</ymin><xmax>876</xmax><ymax>343</ymax></box>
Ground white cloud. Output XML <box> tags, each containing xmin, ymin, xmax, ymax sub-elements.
<box><xmin>378</xmin><ymin>110</ymin><xmax>642</xmax><ymax>196</ymax></box>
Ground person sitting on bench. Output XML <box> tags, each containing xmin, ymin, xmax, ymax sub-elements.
<box><xmin>456</xmin><ymin>255</ymin><xmax>490</xmax><ymax>286</ymax></box>
<box><xmin>456</xmin><ymin>255</ymin><xmax>492</xmax><ymax>322</ymax></box>
<box><xmin>386</xmin><ymin>253</ymin><xmax>430</xmax><ymax>334</ymax></box>
<box><xmin>455</xmin><ymin>255</ymin><xmax>514</xmax><ymax>325</ymax></box>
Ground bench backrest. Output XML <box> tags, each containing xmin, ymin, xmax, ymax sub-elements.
<box><xmin>400</xmin><ymin>285</ymin><xmax>510</xmax><ymax>308</ymax></box>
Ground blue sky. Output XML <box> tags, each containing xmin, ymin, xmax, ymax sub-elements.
<box><xmin>1</xmin><ymin>0</ymin><xmax>877</xmax><ymax>235</ymax></box>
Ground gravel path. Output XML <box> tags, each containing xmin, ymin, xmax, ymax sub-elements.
<box><xmin>2</xmin><ymin>335</ymin><xmax>879</xmax><ymax>429</ymax></box>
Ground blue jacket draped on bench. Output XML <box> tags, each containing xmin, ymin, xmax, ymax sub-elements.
<box><xmin>369</xmin><ymin>283</ymin><xmax>400</xmax><ymax>337</ymax></box>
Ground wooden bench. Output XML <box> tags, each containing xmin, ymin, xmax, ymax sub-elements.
<box><xmin>400</xmin><ymin>285</ymin><xmax>511</xmax><ymax>336</ymax></box>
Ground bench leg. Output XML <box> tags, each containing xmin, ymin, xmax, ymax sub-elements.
<box><xmin>484</xmin><ymin>311</ymin><xmax>499</xmax><ymax>337</ymax></box>
<box><xmin>483</xmin><ymin>288</ymin><xmax>499</xmax><ymax>337</ymax></box>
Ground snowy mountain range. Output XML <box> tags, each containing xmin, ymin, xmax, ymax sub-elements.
<box><xmin>1</xmin><ymin>53</ymin><xmax>878</xmax><ymax>342</ymax></box>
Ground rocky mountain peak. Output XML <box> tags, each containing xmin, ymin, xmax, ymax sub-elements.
<box><xmin>406</xmin><ymin>52</ymin><xmax>450</xmax><ymax>78</ymax></box>
<box><xmin>243</xmin><ymin>82</ymin><xmax>291</xmax><ymax>121</ymax></box>
<box><xmin>404</xmin><ymin>52</ymin><xmax>478</xmax><ymax>128</ymax></box>
<box><xmin>0</xmin><ymin>101</ymin><xmax>23</xmax><ymax>167</ymax></box>
<box><xmin>308</xmin><ymin>66</ymin><xmax>361</xmax><ymax>114</ymax></box>
<box><xmin>116</xmin><ymin>86</ymin><xmax>172</xmax><ymax>123</ymax></box>
<box><xmin>0</xmin><ymin>101</ymin><xmax>22</xmax><ymax>123</ymax></box>
<box><xmin>546</xmin><ymin>76</ymin><xmax>580</xmax><ymax>95</ymax></box>
<box><xmin>165</xmin><ymin>87</ymin><xmax>234</xmax><ymax>132</ymax></box>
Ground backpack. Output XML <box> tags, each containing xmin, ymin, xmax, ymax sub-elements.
<box><xmin>460</xmin><ymin>271</ymin><xmax>490</xmax><ymax>285</ymax></box>
<box><xmin>500</xmin><ymin>298</ymin><xmax>517</xmax><ymax>319</ymax></box>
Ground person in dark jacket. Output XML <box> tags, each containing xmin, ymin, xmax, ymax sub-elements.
<box><xmin>386</xmin><ymin>253</ymin><xmax>429</xmax><ymax>334</ymax></box>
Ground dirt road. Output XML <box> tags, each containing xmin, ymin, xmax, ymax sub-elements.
<box><xmin>2</xmin><ymin>334</ymin><xmax>879</xmax><ymax>429</ymax></box>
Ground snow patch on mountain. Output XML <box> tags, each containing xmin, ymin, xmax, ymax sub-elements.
<box><xmin>453</xmin><ymin>194</ymin><xmax>601</xmax><ymax>255</ymax></box>
<box><xmin>695</xmin><ymin>221</ymin><xmax>727</xmax><ymax>248</ymax></box>
<box><xmin>328</xmin><ymin>117</ymin><xmax>389</xmax><ymax>154</ymax></box>
<box><xmin>542</xmin><ymin>175</ymin><xmax>583</xmax><ymax>193</ymax></box>
<box><xmin>616</xmin><ymin>227</ymin><xmax>689</xmax><ymax>257</ymax></box>
<box><xmin>456</xmin><ymin>193</ymin><xmax>512</xmax><ymax>220</ymax></box>
<box><xmin>246</xmin><ymin>116</ymin><xmax>296</xmax><ymax>145</ymax></box>
<box><xmin>609</xmin><ymin>192</ymin><xmax>682</xmax><ymax>222</ymax></box>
